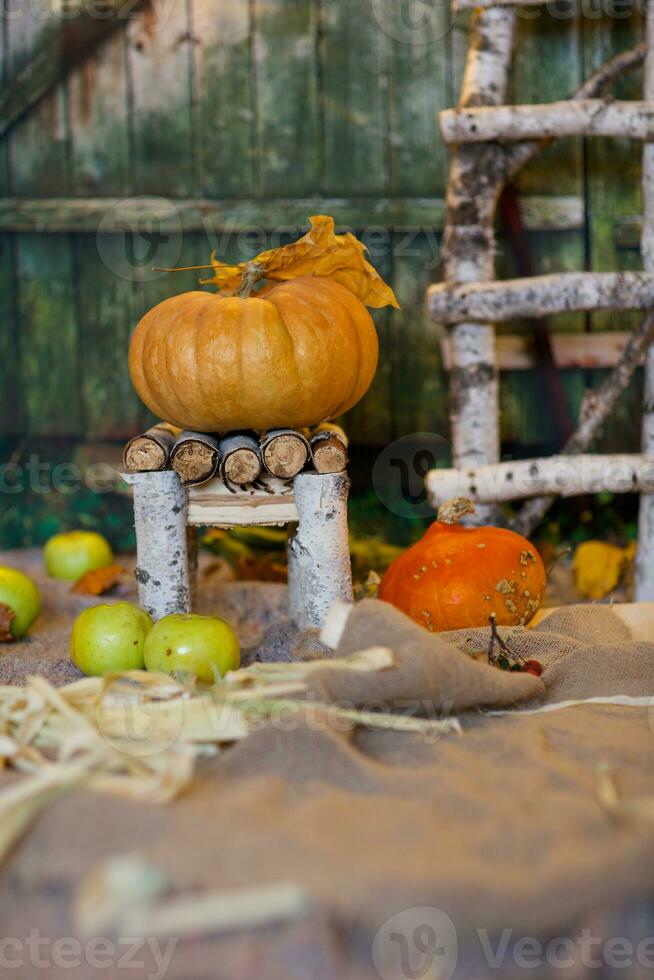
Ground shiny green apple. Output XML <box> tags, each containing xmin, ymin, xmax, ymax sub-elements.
<box><xmin>44</xmin><ymin>530</ymin><xmax>113</xmax><ymax>581</ymax></box>
<box><xmin>70</xmin><ymin>602</ymin><xmax>153</xmax><ymax>676</ymax></box>
<box><xmin>0</xmin><ymin>567</ymin><xmax>41</xmax><ymax>639</ymax></box>
<box><xmin>144</xmin><ymin>613</ymin><xmax>240</xmax><ymax>683</ymax></box>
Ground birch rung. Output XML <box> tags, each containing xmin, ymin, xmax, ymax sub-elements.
<box><xmin>429</xmin><ymin>271</ymin><xmax>654</xmax><ymax>324</ymax></box>
<box><xmin>455</xmin><ymin>0</ymin><xmax>572</xmax><ymax>7</ymax></box>
<box><xmin>439</xmin><ymin>100</ymin><xmax>654</xmax><ymax>145</ymax></box>
<box><xmin>441</xmin><ymin>331</ymin><xmax>637</xmax><ymax>371</ymax></box>
<box><xmin>186</xmin><ymin>476</ymin><xmax>298</xmax><ymax>527</ymax></box>
<box><xmin>427</xmin><ymin>454</ymin><xmax>654</xmax><ymax>506</ymax></box>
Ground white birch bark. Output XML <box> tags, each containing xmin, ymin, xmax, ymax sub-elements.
<box><xmin>444</xmin><ymin>9</ymin><xmax>516</xmax><ymax>522</ymax></box>
<box><xmin>440</xmin><ymin>100</ymin><xmax>654</xmax><ymax>145</ymax></box>
<box><xmin>454</xmin><ymin>0</ymin><xmax>564</xmax><ymax>7</ymax></box>
<box><xmin>122</xmin><ymin>471</ymin><xmax>191</xmax><ymax>620</ymax></box>
<box><xmin>427</xmin><ymin>455</ymin><xmax>654</xmax><ymax>506</ymax></box>
<box><xmin>636</xmin><ymin>12</ymin><xmax>654</xmax><ymax>601</ymax></box>
<box><xmin>287</xmin><ymin>473</ymin><xmax>353</xmax><ymax>629</ymax></box>
<box><xmin>430</xmin><ymin>271</ymin><xmax>654</xmax><ymax>324</ymax></box>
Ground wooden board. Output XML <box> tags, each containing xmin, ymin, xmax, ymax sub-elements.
<box><xmin>6</xmin><ymin>2</ymin><xmax>81</xmax><ymax>437</ymax></box>
<box><xmin>187</xmin><ymin>475</ymin><xmax>298</xmax><ymax>527</ymax></box>
<box><xmin>385</xmin><ymin>0</ymin><xmax>449</xmax><ymax>196</ymax></box>
<box><xmin>0</xmin><ymin>195</ymin><xmax>585</xmax><ymax>233</ymax></box>
<box><xmin>254</xmin><ymin>0</ymin><xmax>319</xmax><ymax>197</ymax></box>
<box><xmin>15</xmin><ymin>234</ymin><xmax>81</xmax><ymax>436</ymax></box>
<box><xmin>321</xmin><ymin>0</ymin><xmax>388</xmax><ymax>196</ymax></box>
<box><xmin>126</xmin><ymin>0</ymin><xmax>195</xmax><ymax>196</ymax></box>
<box><xmin>442</xmin><ymin>331</ymin><xmax>640</xmax><ymax>371</ymax></box>
<box><xmin>192</xmin><ymin>0</ymin><xmax>255</xmax><ymax>198</ymax></box>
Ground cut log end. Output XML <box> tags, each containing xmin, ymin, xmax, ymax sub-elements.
<box><xmin>311</xmin><ymin>435</ymin><xmax>348</xmax><ymax>474</ymax></box>
<box><xmin>223</xmin><ymin>449</ymin><xmax>262</xmax><ymax>486</ymax></box>
<box><xmin>171</xmin><ymin>442</ymin><xmax>219</xmax><ymax>486</ymax></box>
<box><xmin>123</xmin><ymin>440</ymin><xmax>167</xmax><ymax>473</ymax></box>
<box><xmin>262</xmin><ymin>434</ymin><xmax>309</xmax><ymax>479</ymax></box>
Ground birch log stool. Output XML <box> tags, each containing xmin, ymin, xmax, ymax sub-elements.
<box><xmin>122</xmin><ymin>470</ymin><xmax>353</xmax><ymax>629</ymax></box>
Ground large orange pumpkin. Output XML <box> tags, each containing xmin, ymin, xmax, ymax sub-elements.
<box><xmin>379</xmin><ymin>498</ymin><xmax>547</xmax><ymax>632</ymax></box>
<box><xmin>128</xmin><ymin>275</ymin><xmax>378</xmax><ymax>432</ymax></box>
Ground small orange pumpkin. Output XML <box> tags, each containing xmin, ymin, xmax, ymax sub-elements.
<box><xmin>129</xmin><ymin>275</ymin><xmax>379</xmax><ymax>433</ymax></box>
<box><xmin>378</xmin><ymin>498</ymin><xmax>547</xmax><ymax>632</ymax></box>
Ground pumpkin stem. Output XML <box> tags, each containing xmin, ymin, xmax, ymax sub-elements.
<box><xmin>236</xmin><ymin>262</ymin><xmax>265</xmax><ymax>299</ymax></box>
<box><xmin>437</xmin><ymin>497</ymin><xmax>476</xmax><ymax>525</ymax></box>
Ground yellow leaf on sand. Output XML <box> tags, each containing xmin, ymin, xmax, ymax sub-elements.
<box><xmin>200</xmin><ymin>215</ymin><xmax>399</xmax><ymax>309</ymax></box>
<box><xmin>572</xmin><ymin>540</ymin><xmax>635</xmax><ymax>600</ymax></box>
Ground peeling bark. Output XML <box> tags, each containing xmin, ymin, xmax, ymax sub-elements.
<box><xmin>440</xmin><ymin>100</ymin><xmax>654</xmax><ymax>145</ymax></box>
<box><xmin>637</xmin><ymin>13</ymin><xmax>654</xmax><ymax>601</ymax></box>
<box><xmin>122</xmin><ymin>471</ymin><xmax>191</xmax><ymax>620</ymax></box>
<box><xmin>287</xmin><ymin>473</ymin><xmax>353</xmax><ymax>629</ymax></box>
<box><xmin>430</xmin><ymin>271</ymin><xmax>654</xmax><ymax>324</ymax></box>
<box><xmin>427</xmin><ymin>455</ymin><xmax>654</xmax><ymax>506</ymax></box>
<box><xmin>444</xmin><ymin>9</ymin><xmax>516</xmax><ymax>518</ymax></box>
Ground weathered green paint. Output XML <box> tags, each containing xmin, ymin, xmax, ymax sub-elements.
<box><xmin>385</xmin><ymin>0</ymin><xmax>449</xmax><ymax>195</ymax></box>
<box><xmin>387</xmin><ymin>231</ymin><xmax>447</xmax><ymax>439</ymax></box>
<box><xmin>76</xmin><ymin>234</ymin><xmax>144</xmax><ymax>439</ymax></box>
<box><xmin>255</xmin><ymin>0</ymin><xmax>320</xmax><ymax>197</ymax></box>
<box><xmin>0</xmin><ymin>235</ymin><xmax>21</xmax><ymax>436</ymax></box>
<box><xmin>0</xmin><ymin>195</ymin><xmax>585</xmax><ymax>233</ymax></box>
<box><xmin>345</xmin><ymin>229</ymin><xmax>394</xmax><ymax>443</ymax></box>
<box><xmin>321</xmin><ymin>0</ymin><xmax>389</xmax><ymax>196</ymax></box>
<box><xmin>69</xmin><ymin>33</ymin><xmax>130</xmax><ymax>196</ymax></box>
<box><xmin>127</xmin><ymin>0</ymin><xmax>195</xmax><ymax>197</ymax></box>
<box><xmin>15</xmin><ymin>234</ymin><xmax>81</xmax><ymax>435</ymax></box>
<box><xmin>7</xmin><ymin>11</ymin><xmax>81</xmax><ymax>439</ymax></box>
<box><xmin>0</xmin><ymin>0</ymin><xmax>144</xmax><ymax>141</ymax></box>
<box><xmin>193</xmin><ymin>0</ymin><xmax>255</xmax><ymax>198</ymax></box>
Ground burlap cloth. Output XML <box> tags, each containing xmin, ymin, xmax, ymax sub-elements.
<box><xmin>2</xmin><ymin>562</ymin><xmax>654</xmax><ymax>978</ymax></box>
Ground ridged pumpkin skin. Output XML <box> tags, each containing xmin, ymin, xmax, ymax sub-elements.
<box><xmin>128</xmin><ymin>276</ymin><xmax>378</xmax><ymax>432</ymax></box>
<box><xmin>378</xmin><ymin>520</ymin><xmax>547</xmax><ymax>632</ymax></box>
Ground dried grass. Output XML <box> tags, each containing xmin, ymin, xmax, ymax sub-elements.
<box><xmin>0</xmin><ymin>647</ymin><xmax>461</xmax><ymax>861</ymax></box>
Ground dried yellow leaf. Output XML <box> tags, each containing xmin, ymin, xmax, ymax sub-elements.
<box><xmin>200</xmin><ymin>215</ymin><xmax>399</xmax><ymax>309</ymax></box>
<box><xmin>572</xmin><ymin>540</ymin><xmax>635</xmax><ymax>600</ymax></box>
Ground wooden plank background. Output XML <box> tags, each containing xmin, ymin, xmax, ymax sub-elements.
<box><xmin>0</xmin><ymin>0</ymin><xmax>647</xmax><ymax>456</ymax></box>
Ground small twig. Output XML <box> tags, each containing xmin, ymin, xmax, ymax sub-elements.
<box><xmin>487</xmin><ymin>613</ymin><xmax>528</xmax><ymax>668</ymax></box>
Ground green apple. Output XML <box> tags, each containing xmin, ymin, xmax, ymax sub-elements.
<box><xmin>70</xmin><ymin>602</ymin><xmax>153</xmax><ymax>676</ymax></box>
<box><xmin>144</xmin><ymin>613</ymin><xmax>240</xmax><ymax>683</ymax></box>
<box><xmin>0</xmin><ymin>567</ymin><xmax>41</xmax><ymax>639</ymax></box>
<box><xmin>44</xmin><ymin>530</ymin><xmax>113</xmax><ymax>581</ymax></box>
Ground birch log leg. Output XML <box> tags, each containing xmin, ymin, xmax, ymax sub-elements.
<box><xmin>636</xmin><ymin>12</ymin><xmax>654</xmax><ymax>600</ymax></box>
<box><xmin>288</xmin><ymin>472</ymin><xmax>353</xmax><ymax>629</ymax></box>
<box><xmin>443</xmin><ymin>9</ymin><xmax>515</xmax><ymax>523</ymax></box>
<box><xmin>122</xmin><ymin>471</ymin><xmax>191</xmax><ymax>619</ymax></box>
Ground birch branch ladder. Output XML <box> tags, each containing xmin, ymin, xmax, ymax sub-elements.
<box><xmin>428</xmin><ymin>6</ymin><xmax>654</xmax><ymax>599</ymax></box>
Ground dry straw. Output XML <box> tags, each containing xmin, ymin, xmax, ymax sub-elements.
<box><xmin>0</xmin><ymin>647</ymin><xmax>461</xmax><ymax>863</ymax></box>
